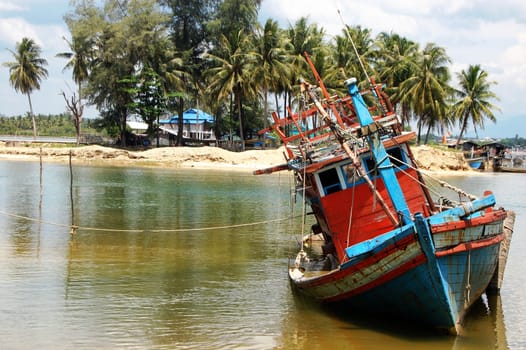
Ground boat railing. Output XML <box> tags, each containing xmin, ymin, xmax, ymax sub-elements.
<box><xmin>282</xmin><ymin>111</ymin><xmax>401</xmax><ymax>165</ymax></box>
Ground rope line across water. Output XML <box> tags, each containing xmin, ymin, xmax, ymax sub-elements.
<box><xmin>0</xmin><ymin>209</ymin><xmax>294</xmax><ymax>233</ymax></box>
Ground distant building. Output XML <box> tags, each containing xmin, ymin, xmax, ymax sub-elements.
<box><xmin>126</xmin><ymin>120</ymin><xmax>148</xmax><ymax>133</ymax></box>
<box><xmin>125</xmin><ymin>119</ymin><xmax>150</xmax><ymax>147</ymax></box>
<box><xmin>460</xmin><ymin>140</ymin><xmax>506</xmax><ymax>171</ymax></box>
<box><xmin>159</xmin><ymin>108</ymin><xmax>216</xmax><ymax>144</ymax></box>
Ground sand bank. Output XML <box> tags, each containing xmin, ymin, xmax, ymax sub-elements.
<box><xmin>0</xmin><ymin>142</ymin><xmax>471</xmax><ymax>174</ymax></box>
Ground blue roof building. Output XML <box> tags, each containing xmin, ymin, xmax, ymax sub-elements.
<box><xmin>159</xmin><ymin>108</ymin><xmax>216</xmax><ymax>142</ymax></box>
<box><xmin>160</xmin><ymin>108</ymin><xmax>214</xmax><ymax>125</ymax></box>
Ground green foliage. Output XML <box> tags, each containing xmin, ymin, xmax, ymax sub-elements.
<box><xmin>452</xmin><ymin>65</ymin><xmax>500</xmax><ymax>146</ymax></box>
<box><xmin>3</xmin><ymin>37</ymin><xmax>49</xmax><ymax>138</ymax></box>
<box><xmin>65</xmin><ymin>0</ymin><xmax>174</xmax><ymax>146</ymax></box>
<box><xmin>6</xmin><ymin>0</ymin><xmax>500</xmax><ymax>145</ymax></box>
<box><xmin>207</xmin><ymin>0</ymin><xmax>258</xmax><ymax>43</ymax></box>
<box><xmin>161</xmin><ymin>0</ymin><xmax>218</xmax><ymax>51</ymax></box>
<box><xmin>499</xmin><ymin>137</ymin><xmax>526</xmax><ymax>147</ymax></box>
<box><xmin>3</xmin><ymin>38</ymin><xmax>49</xmax><ymax>95</ymax></box>
<box><xmin>0</xmin><ymin>114</ymin><xmax>102</xmax><ymax>137</ymax></box>
<box><xmin>121</xmin><ymin>68</ymin><xmax>170</xmax><ymax>136</ymax></box>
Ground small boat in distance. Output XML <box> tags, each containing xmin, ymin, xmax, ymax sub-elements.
<box><xmin>466</xmin><ymin>156</ymin><xmax>486</xmax><ymax>170</ymax></box>
<box><xmin>499</xmin><ymin>149</ymin><xmax>526</xmax><ymax>173</ymax></box>
<box><xmin>254</xmin><ymin>52</ymin><xmax>514</xmax><ymax>335</ymax></box>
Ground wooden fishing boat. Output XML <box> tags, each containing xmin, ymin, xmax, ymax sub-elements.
<box><xmin>466</xmin><ymin>156</ymin><xmax>486</xmax><ymax>170</ymax></box>
<box><xmin>499</xmin><ymin>150</ymin><xmax>526</xmax><ymax>173</ymax></box>
<box><xmin>254</xmin><ymin>53</ymin><xmax>514</xmax><ymax>335</ymax></box>
<box><xmin>463</xmin><ymin>145</ymin><xmax>488</xmax><ymax>170</ymax></box>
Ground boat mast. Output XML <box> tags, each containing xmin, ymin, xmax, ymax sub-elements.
<box><xmin>301</xmin><ymin>81</ymin><xmax>400</xmax><ymax>227</ymax></box>
<box><xmin>336</xmin><ymin>10</ymin><xmax>412</xmax><ymax>224</ymax></box>
<box><xmin>345</xmin><ymin>78</ymin><xmax>411</xmax><ymax>224</ymax></box>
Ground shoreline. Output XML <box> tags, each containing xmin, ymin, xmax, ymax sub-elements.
<box><xmin>0</xmin><ymin>142</ymin><xmax>475</xmax><ymax>175</ymax></box>
<box><xmin>0</xmin><ymin>143</ymin><xmax>287</xmax><ymax>172</ymax></box>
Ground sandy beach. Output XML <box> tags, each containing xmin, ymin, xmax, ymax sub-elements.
<box><xmin>0</xmin><ymin>142</ymin><xmax>470</xmax><ymax>173</ymax></box>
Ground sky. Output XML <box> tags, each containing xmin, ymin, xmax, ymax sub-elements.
<box><xmin>1</xmin><ymin>0</ymin><xmax>525</xmax><ymax>138</ymax></box>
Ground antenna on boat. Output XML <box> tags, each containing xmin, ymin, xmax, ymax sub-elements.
<box><xmin>336</xmin><ymin>8</ymin><xmax>373</xmax><ymax>86</ymax></box>
<box><xmin>336</xmin><ymin>8</ymin><xmax>389</xmax><ymax>115</ymax></box>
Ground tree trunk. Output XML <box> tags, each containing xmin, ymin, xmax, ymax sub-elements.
<box><xmin>263</xmin><ymin>88</ymin><xmax>268</xmax><ymax>129</ymax></box>
<box><xmin>27</xmin><ymin>93</ymin><xmax>37</xmax><ymax>139</ymax></box>
<box><xmin>77</xmin><ymin>83</ymin><xmax>83</xmax><ymax>147</ymax></box>
<box><xmin>212</xmin><ymin>107</ymin><xmax>220</xmax><ymax>147</ymax></box>
<box><xmin>75</xmin><ymin>119</ymin><xmax>81</xmax><ymax>147</ymax></box>
<box><xmin>287</xmin><ymin>91</ymin><xmax>292</xmax><ymax>117</ymax></box>
<box><xmin>416</xmin><ymin>118</ymin><xmax>422</xmax><ymax>145</ymax></box>
<box><xmin>456</xmin><ymin>115</ymin><xmax>469</xmax><ymax>149</ymax></box>
<box><xmin>156</xmin><ymin>115</ymin><xmax>160</xmax><ymax>148</ymax></box>
<box><xmin>177</xmin><ymin>96</ymin><xmax>185</xmax><ymax>147</ymax></box>
<box><xmin>228</xmin><ymin>94</ymin><xmax>234</xmax><ymax>148</ymax></box>
<box><xmin>236</xmin><ymin>92</ymin><xmax>245</xmax><ymax>152</ymax></box>
<box><xmin>263</xmin><ymin>88</ymin><xmax>268</xmax><ymax>149</ymax></box>
<box><xmin>274</xmin><ymin>93</ymin><xmax>280</xmax><ymax>118</ymax></box>
<box><xmin>424</xmin><ymin>123</ymin><xmax>431</xmax><ymax>144</ymax></box>
<box><xmin>400</xmin><ymin>103</ymin><xmax>409</xmax><ymax>130</ymax></box>
<box><xmin>120</xmin><ymin>110</ymin><xmax>127</xmax><ymax>147</ymax></box>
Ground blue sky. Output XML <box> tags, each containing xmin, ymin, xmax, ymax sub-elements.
<box><xmin>1</xmin><ymin>0</ymin><xmax>525</xmax><ymax>138</ymax></box>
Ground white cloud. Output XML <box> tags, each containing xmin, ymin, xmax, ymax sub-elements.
<box><xmin>0</xmin><ymin>17</ymin><xmax>41</xmax><ymax>46</ymax></box>
<box><xmin>501</xmin><ymin>31</ymin><xmax>526</xmax><ymax>86</ymax></box>
<box><xmin>0</xmin><ymin>17</ymin><xmax>68</xmax><ymax>48</ymax></box>
<box><xmin>0</xmin><ymin>1</ymin><xmax>26</xmax><ymax>12</ymax></box>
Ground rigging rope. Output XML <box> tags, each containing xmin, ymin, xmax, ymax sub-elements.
<box><xmin>345</xmin><ymin>163</ymin><xmax>358</xmax><ymax>252</ymax></box>
<box><xmin>386</xmin><ymin>153</ymin><xmax>478</xmax><ymax>202</ymax></box>
<box><xmin>299</xmin><ymin>156</ymin><xmax>308</xmax><ymax>252</ymax></box>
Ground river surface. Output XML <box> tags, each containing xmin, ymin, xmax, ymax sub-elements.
<box><xmin>0</xmin><ymin>160</ymin><xmax>524</xmax><ymax>349</ymax></box>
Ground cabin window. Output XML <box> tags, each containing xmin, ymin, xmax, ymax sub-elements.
<box><xmin>364</xmin><ymin>157</ymin><xmax>379</xmax><ymax>177</ymax></box>
<box><xmin>388</xmin><ymin>147</ymin><xmax>405</xmax><ymax>168</ymax></box>
<box><xmin>363</xmin><ymin>147</ymin><xmax>407</xmax><ymax>178</ymax></box>
<box><xmin>318</xmin><ymin>167</ymin><xmax>342</xmax><ymax>195</ymax></box>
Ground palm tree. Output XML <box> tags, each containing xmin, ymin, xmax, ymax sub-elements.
<box><xmin>3</xmin><ymin>37</ymin><xmax>48</xmax><ymax>138</ymax></box>
<box><xmin>374</xmin><ymin>32</ymin><xmax>419</xmax><ymax>129</ymax></box>
<box><xmin>398</xmin><ymin>43</ymin><xmax>451</xmax><ymax>144</ymax></box>
<box><xmin>322</xmin><ymin>24</ymin><xmax>377</xmax><ymax>101</ymax></box>
<box><xmin>206</xmin><ymin>30</ymin><xmax>258</xmax><ymax>151</ymax></box>
<box><xmin>57</xmin><ymin>36</ymin><xmax>90</xmax><ymax>145</ymax></box>
<box><xmin>453</xmin><ymin>65</ymin><xmax>500</xmax><ymax>146</ymax></box>
<box><xmin>283</xmin><ymin>17</ymin><xmax>326</xmax><ymax>111</ymax></box>
<box><xmin>57</xmin><ymin>36</ymin><xmax>90</xmax><ymax>100</ymax></box>
<box><xmin>253</xmin><ymin>19</ymin><xmax>291</xmax><ymax>130</ymax></box>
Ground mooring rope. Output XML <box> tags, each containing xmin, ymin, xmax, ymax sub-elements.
<box><xmin>0</xmin><ymin>208</ymin><xmax>295</xmax><ymax>234</ymax></box>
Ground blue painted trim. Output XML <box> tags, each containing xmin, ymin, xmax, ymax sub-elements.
<box><xmin>414</xmin><ymin>213</ymin><xmax>456</xmax><ymax>325</ymax></box>
<box><xmin>427</xmin><ymin>194</ymin><xmax>496</xmax><ymax>225</ymax></box>
<box><xmin>345</xmin><ymin>79</ymin><xmax>411</xmax><ymax>223</ymax></box>
<box><xmin>337</xmin><ymin>262</ymin><xmax>456</xmax><ymax>329</ymax></box>
<box><xmin>344</xmin><ymin>223</ymin><xmax>415</xmax><ymax>263</ymax></box>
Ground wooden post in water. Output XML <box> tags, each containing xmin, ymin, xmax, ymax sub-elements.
<box><xmin>69</xmin><ymin>150</ymin><xmax>76</xmax><ymax>235</ymax></box>
<box><xmin>38</xmin><ymin>147</ymin><xmax>43</xmax><ymax>257</ymax></box>
<box><xmin>39</xmin><ymin>147</ymin><xmax>43</xmax><ymax>210</ymax></box>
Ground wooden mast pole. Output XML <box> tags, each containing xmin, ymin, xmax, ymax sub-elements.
<box><xmin>301</xmin><ymin>81</ymin><xmax>399</xmax><ymax>227</ymax></box>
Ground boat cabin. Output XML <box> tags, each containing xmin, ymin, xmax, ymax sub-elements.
<box><xmin>305</xmin><ymin>141</ymin><xmax>433</xmax><ymax>262</ymax></box>
<box><xmin>315</xmin><ymin>145</ymin><xmax>409</xmax><ymax>197</ymax></box>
